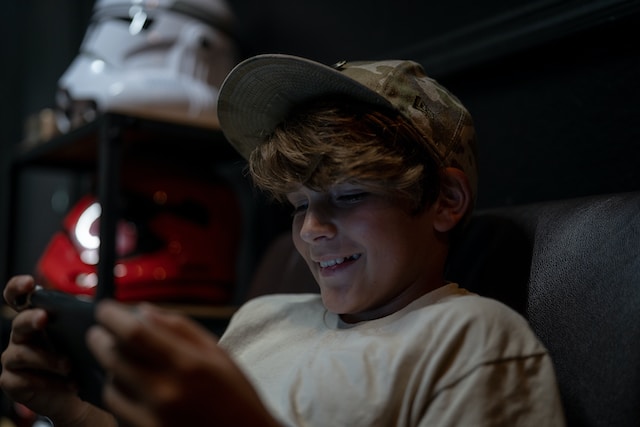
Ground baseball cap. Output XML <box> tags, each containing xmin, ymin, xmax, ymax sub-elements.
<box><xmin>217</xmin><ymin>53</ymin><xmax>478</xmax><ymax>199</ymax></box>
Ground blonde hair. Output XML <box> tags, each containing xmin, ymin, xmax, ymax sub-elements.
<box><xmin>248</xmin><ymin>101</ymin><xmax>442</xmax><ymax>214</ymax></box>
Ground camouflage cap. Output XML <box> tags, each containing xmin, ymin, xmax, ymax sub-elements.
<box><xmin>217</xmin><ymin>53</ymin><xmax>478</xmax><ymax>200</ymax></box>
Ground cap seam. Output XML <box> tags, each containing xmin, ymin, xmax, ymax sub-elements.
<box><xmin>443</xmin><ymin>110</ymin><xmax>465</xmax><ymax>164</ymax></box>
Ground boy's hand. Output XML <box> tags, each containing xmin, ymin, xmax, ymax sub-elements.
<box><xmin>0</xmin><ymin>275</ymin><xmax>111</xmax><ymax>426</ymax></box>
<box><xmin>88</xmin><ymin>301</ymin><xmax>281</xmax><ymax>427</ymax></box>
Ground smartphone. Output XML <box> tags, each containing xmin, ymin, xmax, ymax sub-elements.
<box><xmin>24</xmin><ymin>287</ymin><xmax>105</xmax><ymax>408</ymax></box>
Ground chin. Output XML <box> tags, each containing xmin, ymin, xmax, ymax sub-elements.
<box><xmin>319</xmin><ymin>288</ymin><xmax>359</xmax><ymax>315</ymax></box>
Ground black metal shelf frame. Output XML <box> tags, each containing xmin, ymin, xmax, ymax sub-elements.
<box><xmin>4</xmin><ymin>112</ymin><xmax>240</xmax><ymax>300</ymax></box>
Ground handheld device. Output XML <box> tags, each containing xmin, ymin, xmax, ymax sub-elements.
<box><xmin>20</xmin><ymin>287</ymin><xmax>105</xmax><ymax>408</ymax></box>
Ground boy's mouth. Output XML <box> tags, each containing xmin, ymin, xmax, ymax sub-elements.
<box><xmin>319</xmin><ymin>254</ymin><xmax>361</xmax><ymax>269</ymax></box>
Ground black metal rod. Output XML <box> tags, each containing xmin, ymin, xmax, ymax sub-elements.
<box><xmin>1</xmin><ymin>156</ymin><xmax>17</xmax><ymax>287</ymax></box>
<box><xmin>96</xmin><ymin>114</ymin><xmax>123</xmax><ymax>301</ymax></box>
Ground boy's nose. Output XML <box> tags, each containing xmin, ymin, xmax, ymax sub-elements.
<box><xmin>299</xmin><ymin>209</ymin><xmax>336</xmax><ymax>243</ymax></box>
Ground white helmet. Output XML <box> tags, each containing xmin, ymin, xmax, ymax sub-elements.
<box><xmin>56</xmin><ymin>0</ymin><xmax>238</xmax><ymax>132</ymax></box>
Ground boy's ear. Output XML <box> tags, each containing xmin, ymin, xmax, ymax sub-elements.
<box><xmin>433</xmin><ymin>167</ymin><xmax>471</xmax><ymax>233</ymax></box>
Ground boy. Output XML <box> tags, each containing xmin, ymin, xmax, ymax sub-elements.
<box><xmin>1</xmin><ymin>54</ymin><xmax>565</xmax><ymax>426</ymax></box>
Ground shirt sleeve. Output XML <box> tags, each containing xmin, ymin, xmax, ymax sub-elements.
<box><xmin>417</xmin><ymin>352</ymin><xmax>566</xmax><ymax>427</ymax></box>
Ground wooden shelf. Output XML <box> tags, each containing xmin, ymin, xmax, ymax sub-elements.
<box><xmin>12</xmin><ymin>113</ymin><xmax>240</xmax><ymax>171</ymax></box>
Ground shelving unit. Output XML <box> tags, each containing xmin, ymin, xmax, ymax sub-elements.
<box><xmin>5</xmin><ymin>112</ymin><xmax>243</xmax><ymax>332</ymax></box>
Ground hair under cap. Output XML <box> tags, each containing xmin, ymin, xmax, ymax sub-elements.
<box><xmin>217</xmin><ymin>53</ymin><xmax>478</xmax><ymax>200</ymax></box>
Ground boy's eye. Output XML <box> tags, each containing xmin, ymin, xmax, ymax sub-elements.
<box><xmin>335</xmin><ymin>192</ymin><xmax>369</xmax><ymax>205</ymax></box>
<box><xmin>290</xmin><ymin>202</ymin><xmax>308</xmax><ymax>216</ymax></box>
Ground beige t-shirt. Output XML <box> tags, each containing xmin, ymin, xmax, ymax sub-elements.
<box><xmin>219</xmin><ymin>283</ymin><xmax>565</xmax><ymax>426</ymax></box>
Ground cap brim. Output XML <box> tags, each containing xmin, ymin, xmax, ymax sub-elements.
<box><xmin>217</xmin><ymin>54</ymin><xmax>392</xmax><ymax>160</ymax></box>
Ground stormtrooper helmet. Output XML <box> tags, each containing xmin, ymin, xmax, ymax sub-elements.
<box><xmin>56</xmin><ymin>0</ymin><xmax>239</xmax><ymax>132</ymax></box>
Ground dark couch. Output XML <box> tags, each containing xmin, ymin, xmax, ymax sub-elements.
<box><xmin>248</xmin><ymin>191</ymin><xmax>640</xmax><ymax>427</ymax></box>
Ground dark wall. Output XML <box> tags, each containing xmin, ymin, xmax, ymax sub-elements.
<box><xmin>0</xmin><ymin>2</ymin><xmax>94</xmax><ymax>287</ymax></box>
<box><xmin>1</xmin><ymin>0</ymin><xmax>638</xmax><ymax>283</ymax></box>
<box><xmin>0</xmin><ymin>2</ymin><xmax>92</xmax><ymax>146</ymax></box>
<box><xmin>442</xmin><ymin>13</ymin><xmax>640</xmax><ymax>208</ymax></box>
<box><xmin>229</xmin><ymin>0</ymin><xmax>529</xmax><ymax>64</ymax></box>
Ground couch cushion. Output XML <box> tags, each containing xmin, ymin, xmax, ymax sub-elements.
<box><xmin>448</xmin><ymin>191</ymin><xmax>640</xmax><ymax>427</ymax></box>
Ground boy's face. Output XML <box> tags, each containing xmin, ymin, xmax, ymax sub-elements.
<box><xmin>286</xmin><ymin>182</ymin><xmax>447</xmax><ymax>323</ymax></box>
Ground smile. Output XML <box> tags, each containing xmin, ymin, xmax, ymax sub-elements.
<box><xmin>319</xmin><ymin>254</ymin><xmax>361</xmax><ymax>268</ymax></box>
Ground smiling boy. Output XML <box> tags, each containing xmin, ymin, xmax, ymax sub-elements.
<box><xmin>0</xmin><ymin>54</ymin><xmax>565</xmax><ymax>426</ymax></box>
<box><xmin>215</xmin><ymin>54</ymin><xmax>565</xmax><ymax>425</ymax></box>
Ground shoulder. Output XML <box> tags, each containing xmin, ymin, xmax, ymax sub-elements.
<box><xmin>437</xmin><ymin>292</ymin><xmax>531</xmax><ymax>334</ymax></box>
<box><xmin>422</xmin><ymin>293</ymin><xmax>547</xmax><ymax>363</ymax></box>
<box><xmin>399</xmin><ymin>289</ymin><xmax>557</xmax><ymax>397</ymax></box>
<box><xmin>397</xmin><ymin>286</ymin><xmax>547</xmax><ymax>362</ymax></box>
<box><xmin>219</xmin><ymin>293</ymin><xmax>324</xmax><ymax>345</ymax></box>
<box><xmin>399</xmin><ymin>284</ymin><xmax>531</xmax><ymax>332</ymax></box>
<box><xmin>408</xmin><ymin>292</ymin><xmax>565</xmax><ymax>425</ymax></box>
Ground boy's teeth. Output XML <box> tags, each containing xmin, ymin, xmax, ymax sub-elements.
<box><xmin>320</xmin><ymin>258</ymin><xmax>342</xmax><ymax>268</ymax></box>
<box><xmin>319</xmin><ymin>254</ymin><xmax>360</xmax><ymax>268</ymax></box>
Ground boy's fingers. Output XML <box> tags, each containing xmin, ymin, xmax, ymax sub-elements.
<box><xmin>4</xmin><ymin>275</ymin><xmax>36</xmax><ymax>309</ymax></box>
<box><xmin>10</xmin><ymin>309</ymin><xmax>49</xmax><ymax>343</ymax></box>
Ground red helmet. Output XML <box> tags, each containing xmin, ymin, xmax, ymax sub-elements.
<box><xmin>36</xmin><ymin>168</ymin><xmax>241</xmax><ymax>304</ymax></box>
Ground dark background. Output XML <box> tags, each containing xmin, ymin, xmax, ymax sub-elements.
<box><xmin>1</xmin><ymin>0</ymin><xmax>639</xmax><ymax>296</ymax></box>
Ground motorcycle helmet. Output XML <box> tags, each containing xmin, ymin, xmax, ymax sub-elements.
<box><xmin>36</xmin><ymin>165</ymin><xmax>242</xmax><ymax>304</ymax></box>
<box><xmin>56</xmin><ymin>0</ymin><xmax>239</xmax><ymax>133</ymax></box>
